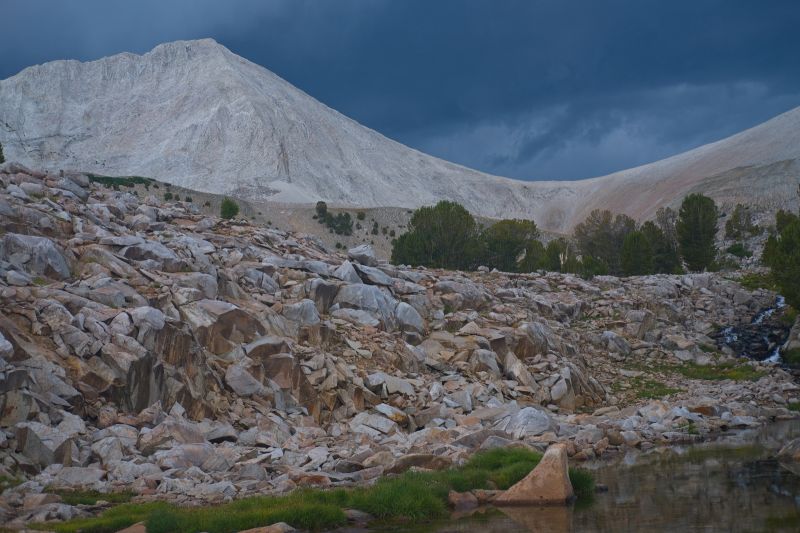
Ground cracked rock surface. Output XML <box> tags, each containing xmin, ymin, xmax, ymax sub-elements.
<box><xmin>0</xmin><ymin>161</ymin><xmax>797</xmax><ymax>527</ymax></box>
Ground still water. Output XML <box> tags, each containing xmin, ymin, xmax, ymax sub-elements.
<box><xmin>380</xmin><ymin>421</ymin><xmax>800</xmax><ymax>533</ymax></box>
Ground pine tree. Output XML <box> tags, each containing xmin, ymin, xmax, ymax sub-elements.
<box><xmin>641</xmin><ymin>221</ymin><xmax>681</xmax><ymax>273</ymax></box>
<box><xmin>391</xmin><ymin>201</ymin><xmax>479</xmax><ymax>269</ymax></box>
<box><xmin>677</xmin><ymin>193</ymin><xmax>719</xmax><ymax>272</ymax></box>
<box><xmin>0</xmin><ymin>141</ymin><xmax>5</xmax><ymax>164</ymax></box>
<box><xmin>573</xmin><ymin>209</ymin><xmax>635</xmax><ymax>275</ymax></box>
<box><xmin>725</xmin><ymin>204</ymin><xmax>759</xmax><ymax>240</ymax></box>
<box><xmin>621</xmin><ymin>230</ymin><xmax>654</xmax><ymax>276</ymax></box>
<box><xmin>479</xmin><ymin>219</ymin><xmax>539</xmax><ymax>272</ymax></box>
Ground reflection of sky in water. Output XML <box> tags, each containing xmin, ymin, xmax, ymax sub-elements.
<box><xmin>381</xmin><ymin>421</ymin><xmax>800</xmax><ymax>533</ymax></box>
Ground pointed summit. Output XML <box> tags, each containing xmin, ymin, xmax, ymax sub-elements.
<box><xmin>1</xmin><ymin>40</ymin><xmax>799</xmax><ymax>230</ymax></box>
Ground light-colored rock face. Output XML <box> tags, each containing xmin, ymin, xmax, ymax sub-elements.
<box><xmin>2</xmin><ymin>39</ymin><xmax>798</xmax><ymax>233</ymax></box>
<box><xmin>495</xmin><ymin>443</ymin><xmax>573</xmax><ymax>505</ymax></box>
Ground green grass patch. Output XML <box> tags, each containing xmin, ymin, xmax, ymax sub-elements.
<box><xmin>787</xmin><ymin>402</ymin><xmax>800</xmax><ymax>412</ymax></box>
<box><xmin>0</xmin><ymin>474</ymin><xmax>22</xmax><ymax>490</ymax></box>
<box><xmin>627</xmin><ymin>360</ymin><xmax>766</xmax><ymax>382</ymax></box>
<box><xmin>674</xmin><ymin>361</ymin><xmax>765</xmax><ymax>381</ymax></box>
<box><xmin>31</xmin><ymin>502</ymin><xmax>170</xmax><ymax>533</ymax></box>
<box><xmin>613</xmin><ymin>375</ymin><xmax>683</xmax><ymax>399</ymax></box>
<box><xmin>735</xmin><ymin>272</ymin><xmax>779</xmax><ymax>292</ymax></box>
<box><xmin>44</xmin><ymin>489</ymin><xmax>134</xmax><ymax>506</ymax></box>
<box><xmin>40</xmin><ymin>448</ymin><xmax>595</xmax><ymax>532</ymax></box>
<box><xmin>633</xmin><ymin>378</ymin><xmax>683</xmax><ymax>399</ymax></box>
<box><xmin>146</xmin><ymin>500</ymin><xmax>347</xmax><ymax>533</ymax></box>
<box><xmin>783</xmin><ymin>348</ymin><xmax>800</xmax><ymax>366</ymax></box>
<box><xmin>88</xmin><ymin>174</ymin><xmax>155</xmax><ymax>189</ymax></box>
<box><xmin>779</xmin><ymin>306</ymin><xmax>798</xmax><ymax>327</ymax></box>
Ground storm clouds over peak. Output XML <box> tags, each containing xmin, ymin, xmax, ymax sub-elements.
<box><xmin>3</xmin><ymin>0</ymin><xmax>799</xmax><ymax>181</ymax></box>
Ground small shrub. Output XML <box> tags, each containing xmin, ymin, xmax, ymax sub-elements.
<box><xmin>784</xmin><ymin>348</ymin><xmax>800</xmax><ymax>366</ymax></box>
<box><xmin>184</xmin><ymin>196</ymin><xmax>192</xmax><ymax>203</ymax></box>
<box><xmin>736</xmin><ymin>272</ymin><xmax>778</xmax><ymax>291</ymax></box>
<box><xmin>87</xmin><ymin>175</ymin><xmax>154</xmax><ymax>188</ymax></box>
<box><xmin>726</xmin><ymin>242</ymin><xmax>752</xmax><ymax>258</ymax></box>
<box><xmin>163</xmin><ymin>192</ymin><xmax>173</xmax><ymax>201</ymax></box>
<box><xmin>45</xmin><ymin>490</ymin><xmax>134</xmax><ymax>506</ymax></box>
<box><xmin>780</xmin><ymin>306</ymin><xmax>798</xmax><ymax>327</ymax></box>
<box><xmin>220</xmin><ymin>197</ymin><xmax>240</xmax><ymax>220</ymax></box>
<box><xmin>357</xmin><ymin>211</ymin><xmax>366</xmax><ymax>220</ymax></box>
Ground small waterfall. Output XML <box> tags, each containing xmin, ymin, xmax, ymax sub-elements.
<box><xmin>715</xmin><ymin>296</ymin><xmax>791</xmax><ymax>363</ymax></box>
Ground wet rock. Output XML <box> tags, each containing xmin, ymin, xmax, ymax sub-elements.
<box><xmin>778</xmin><ymin>438</ymin><xmax>800</xmax><ymax>462</ymax></box>
<box><xmin>448</xmin><ymin>490</ymin><xmax>478</xmax><ymax>510</ymax></box>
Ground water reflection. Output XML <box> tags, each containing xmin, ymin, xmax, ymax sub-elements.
<box><xmin>381</xmin><ymin>421</ymin><xmax>800</xmax><ymax>532</ymax></box>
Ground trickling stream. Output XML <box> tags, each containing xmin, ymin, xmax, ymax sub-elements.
<box><xmin>715</xmin><ymin>296</ymin><xmax>791</xmax><ymax>363</ymax></box>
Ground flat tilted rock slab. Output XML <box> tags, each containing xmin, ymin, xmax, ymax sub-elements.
<box><xmin>494</xmin><ymin>443</ymin><xmax>574</xmax><ymax>505</ymax></box>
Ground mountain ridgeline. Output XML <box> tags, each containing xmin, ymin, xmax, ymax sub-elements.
<box><xmin>1</xmin><ymin>39</ymin><xmax>799</xmax><ymax>232</ymax></box>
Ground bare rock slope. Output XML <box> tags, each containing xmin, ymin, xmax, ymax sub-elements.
<box><xmin>0</xmin><ymin>163</ymin><xmax>798</xmax><ymax>525</ymax></box>
<box><xmin>1</xmin><ymin>39</ymin><xmax>799</xmax><ymax>231</ymax></box>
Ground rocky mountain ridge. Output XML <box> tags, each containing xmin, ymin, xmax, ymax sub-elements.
<box><xmin>0</xmin><ymin>161</ymin><xmax>798</xmax><ymax>527</ymax></box>
<box><xmin>1</xmin><ymin>39</ymin><xmax>799</xmax><ymax>232</ymax></box>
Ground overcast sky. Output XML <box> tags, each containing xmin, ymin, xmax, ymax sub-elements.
<box><xmin>3</xmin><ymin>0</ymin><xmax>799</xmax><ymax>181</ymax></box>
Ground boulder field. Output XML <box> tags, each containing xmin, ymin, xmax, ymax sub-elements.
<box><xmin>0</xmin><ymin>161</ymin><xmax>798</xmax><ymax>527</ymax></box>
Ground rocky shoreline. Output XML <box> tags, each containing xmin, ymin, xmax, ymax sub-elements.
<box><xmin>0</xmin><ymin>162</ymin><xmax>798</xmax><ymax>529</ymax></box>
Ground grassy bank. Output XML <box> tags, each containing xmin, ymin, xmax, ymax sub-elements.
<box><xmin>33</xmin><ymin>448</ymin><xmax>594</xmax><ymax>533</ymax></box>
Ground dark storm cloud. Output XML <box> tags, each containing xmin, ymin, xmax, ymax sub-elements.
<box><xmin>2</xmin><ymin>0</ymin><xmax>800</xmax><ymax>180</ymax></box>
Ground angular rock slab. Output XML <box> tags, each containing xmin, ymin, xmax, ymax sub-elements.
<box><xmin>494</xmin><ymin>443</ymin><xmax>573</xmax><ymax>505</ymax></box>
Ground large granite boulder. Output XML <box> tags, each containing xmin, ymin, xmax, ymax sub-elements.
<box><xmin>333</xmin><ymin>285</ymin><xmax>398</xmax><ymax>330</ymax></box>
<box><xmin>180</xmin><ymin>299</ymin><xmax>265</xmax><ymax>354</ymax></box>
<box><xmin>0</xmin><ymin>233</ymin><xmax>71</xmax><ymax>280</ymax></box>
<box><xmin>495</xmin><ymin>443</ymin><xmax>573</xmax><ymax>505</ymax></box>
